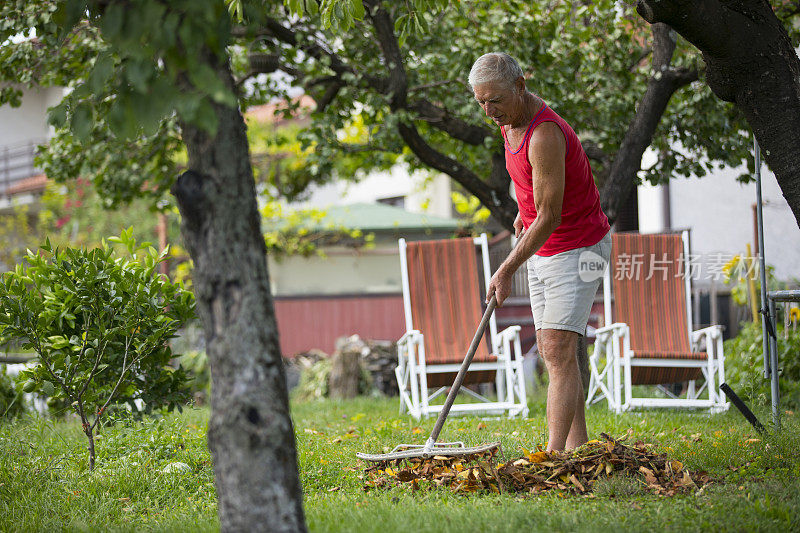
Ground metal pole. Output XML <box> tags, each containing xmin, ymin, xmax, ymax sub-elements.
<box><xmin>754</xmin><ymin>138</ymin><xmax>770</xmax><ymax>379</ymax></box>
<box><xmin>769</xmin><ymin>297</ymin><xmax>780</xmax><ymax>428</ymax></box>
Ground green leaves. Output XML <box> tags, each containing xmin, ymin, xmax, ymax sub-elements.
<box><xmin>0</xmin><ymin>229</ymin><xmax>195</xmax><ymax>441</ymax></box>
<box><xmin>188</xmin><ymin>63</ymin><xmax>237</xmax><ymax>107</ymax></box>
<box><xmin>70</xmin><ymin>103</ymin><xmax>94</xmax><ymax>141</ymax></box>
<box><xmin>52</xmin><ymin>0</ymin><xmax>89</xmax><ymax>40</ymax></box>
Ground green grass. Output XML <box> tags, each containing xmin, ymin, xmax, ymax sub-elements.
<box><xmin>2</xmin><ymin>395</ymin><xmax>800</xmax><ymax>532</ymax></box>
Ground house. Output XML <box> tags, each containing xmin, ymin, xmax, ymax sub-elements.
<box><xmin>0</xmin><ymin>86</ymin><xmax>63</xmax><ymax>212</ymax></box>
<box><xmin>268</xmin><ymin>202</ymin><xmax>468</xmax><ymax>356</ymax></box>
<box><xmin>633</xmin><ymin>156</ymin><xmax>800</xmax><ymax>337</ymax></box>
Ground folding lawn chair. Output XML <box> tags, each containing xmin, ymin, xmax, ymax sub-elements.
<box><xmin>395</xmin><ymin>234</ymin><xmax>528</xmax><ymax>419</ymax></box>
<box><xmin>586</xmin><ymin>231</ymin><xmax>729</xmax><ymax>413</ymax></box>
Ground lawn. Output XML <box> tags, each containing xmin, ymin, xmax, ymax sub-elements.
<box><xmin>2</xmin><ymin>395</ymin><xmax>799</xmax><ymax>532</ymax></box>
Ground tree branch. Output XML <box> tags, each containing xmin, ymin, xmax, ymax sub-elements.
<box><xmin>406</xmin><ymin>100</ymin><xmax>492</xmax><ymax>145</ymax></box>
<box><xmin>600</xmin><ymin>23</ymin><xmax>699</xmax><ymax>224</ymax></box>
<box><xmin>30</xmin><ymin>330</ymin><xmax>76</xmax><ymax>404</ymax></box>
<box><xmin>637</xmin><ymin>0</ymin><xmax>757</xmax><ymax>59</ymax></box>
<box><xmin>365</xmin><ymin>0</ymin><xmax>516</xmax><ymax>228</ymax></box>
<box><xmin>235</xmin><ymin>53</ymin><xmax>303</xmax><ymax>87</ymax></box>
<box><xmin>366</xmin><ymin>2</ymin><xmax>407</xmax><ymax>110</ymax></box>
<box><xmin>635</xmin><ymin>0</ymin><xmax>800</xmax><ymax>226</ymax></box>
<box><xmin>397</xmin><ymin>122</ymin><xmax>516</xmax><ymax>228</ymax></box>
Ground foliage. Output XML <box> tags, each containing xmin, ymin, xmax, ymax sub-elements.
<box><xmin>0</xmin><ymin>366</ymin><xmax>26</xmax><ymax>419</ymax></box>
<box><xmin>177</xmin><ymin>349</ymin><xmax>211</xmax><ymax>398</ymax></box>
<box><xmin>0</xmin><ymin>229</ymin><xmax>195</xmax><ymax>467</ymax></box>
<box><xmin>723</xmin><ymin>255</ymin><xmax>789</xmax><ymax>320</ymax></box>
<box><xmin>0</xmin><ymin>0</ymin><xmax>235</xmax><ymax>208</ymax></box>
<box><xmin>724</xmin><ymin>321</ymin><xmax>800</xmax><ymax>409</ymax></box>
<box><xmin>0</xmin><ymin>203</ymin><xmax>44</xmax><ymax>270</ymax></box>
<box><xmin>2</xmin><ymin>0</ymin><xmax>758</xmax><ymax>234</ymax></box>
<box><xmin>293</xmin><ymin>357</ymin><xmax>373</xmax><ymax>401</ymax></box>
<box><xmin>451</xmin><ymin>191</ymin><xmax>491</xmax><ymax>231</ymax></box>
<box><xmin>226</xmin><ymin>1</ymin><xmax>754</xmax><ymax>209</ymax></box>
<box><xmin>0</xmin><ymin>175</ymin><xmax>188</xmax><ymax>278</ymax></box>
<box><xmin>261</xmin><ymin>202</ymin><xmax>375</xmax><ymax>259</ymax></box>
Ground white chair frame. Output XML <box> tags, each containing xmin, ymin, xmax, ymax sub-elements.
<box><xmin>586</xmin><ymin>231</ymin><xmax>729</xmax><ymax>413</ymax></box>
<box><xmin>395</xmin><ymin>233</ymin><xmax>529</xmax><ymax>420</ymax></box>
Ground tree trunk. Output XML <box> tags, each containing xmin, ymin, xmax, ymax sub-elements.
<box><xmin>87</xmin><ymin>430</ymin><xmax>95</xmax><ymax>470</ymax></box>
<box><xmin>328</xmin><ymin>349</ymin><xmax>361</xmax><ymax>399</ymax></box>
<box><xmin>172</xmin><ymin>53</ymin><xmax>306</xmax><ymax>533</ymax></box>
<box><xmin>600</xmin><ymin>23</ymin><xmax>698</xmax><ymax>225</ymax></box>
<box><xmin>636</xmin><ymin>0</ymin><xmax>800</xmax><ymax>228</ymax></box>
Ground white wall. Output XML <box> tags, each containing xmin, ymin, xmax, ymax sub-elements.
<box><xmin>300</xmin><ymin>165</ymin><xmax>452</xmax><ymax>218</ymax></box>
<box><xmin>268</xmin><ymin>244</ymin><xmax>402</xmax><ymax>296</ymax></box>
<box><xmin>0</xmin><ymin>86</ymin><xmax>64</xmax><ymax>147</ymax></box>
<box><xmin>638</xmin><ymin>164</ymin><xmax>800</xmax><ymax>283</ymax></box>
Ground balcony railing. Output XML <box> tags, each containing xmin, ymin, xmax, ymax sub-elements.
<box><xmin>0</xmin><ymin>138</ymin><xmax>47</xmax><ymax>196</ymax></box>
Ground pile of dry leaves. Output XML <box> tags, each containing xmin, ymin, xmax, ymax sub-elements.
<box><xmin>361</xmin><ymin>433</ymin><xmax>710</xmax><ymax>497</ymax></box>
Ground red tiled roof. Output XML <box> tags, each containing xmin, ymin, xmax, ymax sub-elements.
<box><xmin>245</xmin><ymin>95</ymin><xmax>316</xmax><ymax>127</ymax></box>
<box><xmin>5</xmin><ymin>174</ymin><xmax>47</xmax><ymax>196</ymax></box>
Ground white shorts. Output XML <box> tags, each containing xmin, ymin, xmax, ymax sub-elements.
<box><xmin>527</xmin><ymin>232</ymin><xmax>611</xmax><ymax>335</ymax></box>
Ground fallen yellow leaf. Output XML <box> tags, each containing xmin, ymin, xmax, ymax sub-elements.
<box><xmin>528</xmin><ymin>451</ymin><xmax>549</xmax><ymax>463</ymax></box>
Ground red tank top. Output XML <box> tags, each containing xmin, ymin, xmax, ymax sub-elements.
<box><xmin>502</xmin><ymin>102</ymin><xmax>610</xmax><ymax>256</ymax></box>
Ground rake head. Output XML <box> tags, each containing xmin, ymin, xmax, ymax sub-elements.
<box><xmin>356</xmin><ymin>441</ymin><xmax>501</xmax><ymax>463</ymax></box>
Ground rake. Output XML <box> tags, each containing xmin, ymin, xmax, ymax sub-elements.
<box><xmin>357</xmin><ymin>295</ymin><xmax>502</xmax><ymax>462</ymax></box>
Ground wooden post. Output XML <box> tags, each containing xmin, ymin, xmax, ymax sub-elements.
<box><xmin>328</xmin><ymin>349</ymin><xmax>361</xmax><ymax>399</ymax></box>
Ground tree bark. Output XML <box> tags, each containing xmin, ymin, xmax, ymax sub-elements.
<box><xmin>328</xmin><ymin>349</ymin><xmax>361</xmax><ymax>399</ymax></box>
<box><xmin>600</xmin><ymin>23</ymin><xmax>698</xmax><ymax>225</ymax></box>
<box><xmin>636</xmin><ymin>0</ymin><xmax>800</xmax><ymax>227</ymax></box>
<box><xmin>172</xmin><ymin>53</ymin><xmax>306</xmax><ymax>532</ymax></box>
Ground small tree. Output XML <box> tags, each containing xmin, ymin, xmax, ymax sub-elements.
<box><xmin>2</xmin><ymin>229</ymin><xmax>195</xmax><ymax>469</ymax></box>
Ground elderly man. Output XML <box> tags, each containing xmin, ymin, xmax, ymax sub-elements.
<box><xmin>471</xmin><ymin>52</ymin><xmax>611</xmax><ymax>452</ymax></box>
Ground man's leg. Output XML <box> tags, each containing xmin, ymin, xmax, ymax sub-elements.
<box><xmin>566</xmin><ymin>365</ymin><xmax>589</xmax><ymax>450</ymax></box>
<box><xmin>537</xmin><ymin>328</ymin><xmax>587</xmax><ymax>452</ymax></box>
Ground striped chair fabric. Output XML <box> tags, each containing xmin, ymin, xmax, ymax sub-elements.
<box><xmin>405</xmin><ymin>238</ymin><xmax>496</xmax><ymax>387</ymax></box>
<box><xmin>611</xmin><ymin>233</ymin><xmax>705</xmax><ymax>385</ymax></box>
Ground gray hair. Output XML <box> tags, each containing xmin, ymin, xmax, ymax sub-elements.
<box><xmin>468</xmin><ymin>53</ymin><xmax>524</xmax><ymax>88</ymax></box>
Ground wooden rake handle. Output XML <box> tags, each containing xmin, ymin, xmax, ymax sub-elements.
<box><xmin>424</xmin><ymin>294</ymin><xmax>498</xmax><ymax>451</ymax></box>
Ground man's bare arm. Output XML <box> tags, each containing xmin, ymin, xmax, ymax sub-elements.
<box><xmin>487</xmin><ymin>122</ymin><xmax>566</xmax><ymax>304</ymax></box>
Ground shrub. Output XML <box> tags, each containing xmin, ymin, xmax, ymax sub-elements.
<box><xmin>0</xmin><ymin>229</ymin><xmax>195</xmax><ymax>468</ymax></box>
<box><xmin>0</xmin><ymin>366</ymin><xmax>26</xmax><ymax>419</ymax></box>
<box><xmin>723</xmin><ymin>321</ymin><xmax>800</xmax><ymax>409</ymax></box>
<box><xmin>293</xmin><ymin>358</ymin><xmax>373</xmax><ymax>401</ymax></box>
<box><xmin>178</xmin><ymin>349</ymin><xmax>210</xmax><ymax>399</ymax></box>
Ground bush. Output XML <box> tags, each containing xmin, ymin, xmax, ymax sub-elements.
<box><xmin>0</xmin><ymin>367</ymin><xmax>26</xmax><ymax>419</ymax></box>
<box><xmin>293</xmin><ymin>358</ymin><xmax>373</xmax><ymax>401</ymax></box>
<box><xmin>178</xmin><ymin>349</ymin><xmax>210</xmax><ymax>400</ymax></box>
<box><xmin>0</xmin><ymin>229</ymin><xmax>195</xmax><ymax>468</ymax></box>
<box><xmin>723</xmin><ymin>321</ymin><xmax>800</xmax><ymax>409</ymax></box>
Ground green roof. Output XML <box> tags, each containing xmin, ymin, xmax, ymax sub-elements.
<box><xmin>301</xmin><ymin>203</ymin><xmax>463</xmax><ymax>232</ymax></box>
